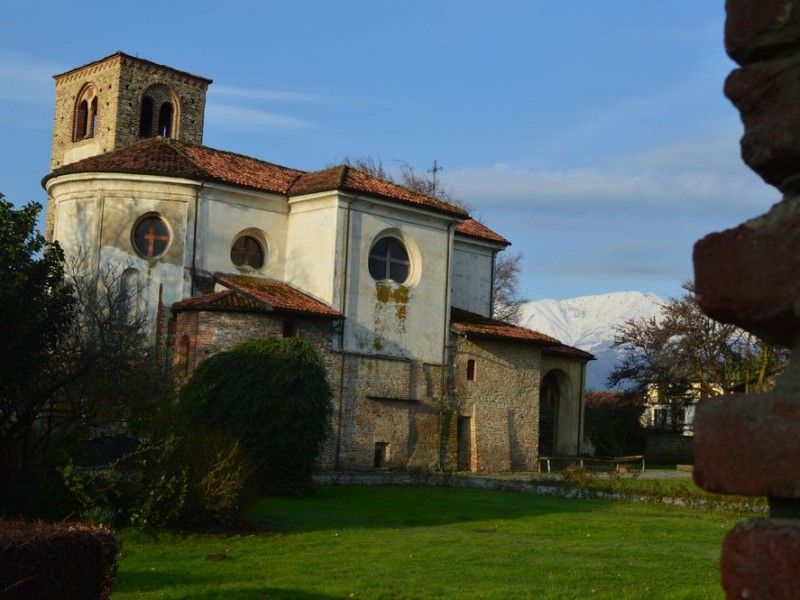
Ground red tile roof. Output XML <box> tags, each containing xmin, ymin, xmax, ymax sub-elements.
<box><xmin>44</xmin><ymin>138</ymin><xmax>468</xmax><ymax>218</ymax></box>
<box><xmin>172</xmin><ymin>289</ymin><xmax>264</xmax><ymax>312</ymax></box>
<box><xmin>172</xmin><ymin>275</ymin><xmax>342</xmax><ymax>319</ymax></box>
<box><xmin>450</xmin><ymin>307</ymin><xmax>561</xmax><ymax>345</ymax></box>
<box><xmin>215</xmin><ymin>274</ymin><xmax>342</xmax><ymax>319</ymax></box>
<box><xmin>290</xmin><ymin>166</ymin><xmax>468</xmax><ymax>218</ymax></box>
<box><xmin>44</xmin><ymin>137</ymin><xmax>305</xmax><ymax>195</ymax></box>
<box><xmin>451</xmin><ymin>308</ymin><xmax>594</xmax><ymax>360</ymax></box>
<box><xmin>455</xmin><ymin>219</ymin><xmax>510</xmax><ymax>246</ymax></box>
<box><xmin>543</xmin><ymin>344</ymin><xmax>595</xmax><ymax>362</ymax></box>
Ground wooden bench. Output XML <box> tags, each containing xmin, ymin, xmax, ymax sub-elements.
<box><xmin>538</xmin><ymin>455</ymin><xmax>645</xmax><ymax>473</ymax></box>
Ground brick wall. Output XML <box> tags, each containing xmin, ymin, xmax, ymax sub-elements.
<box><xmin>330</xmin><ymin>355</ymin><xmax>444</xmax><ymax>470</ymax></box>
<box><xmin>173</xmin><ymin>309</ymin><xmax>560</xmax><ymax>474</ymax></box>
<box><xmin>453</xmin><ymin>337</ymin><xmax>541</xmax><ymax>472</ymax></box>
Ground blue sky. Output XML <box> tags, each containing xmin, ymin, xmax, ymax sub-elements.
<box><xmin>0</xmin><ymin>1</ymin><xmax>778</xmax><ymax>301</ymax></box>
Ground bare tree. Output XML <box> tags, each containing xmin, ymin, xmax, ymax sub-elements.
<box><xmin>493</xmin><ymin>251</ymin><xmax>526</xmax><ymax>323</ymax></box>
<box><xmin>609</xmin><ymin>283</ymin><xmax>789</xmax><ymax>426</ymax></box>
<box><xmin>2</xmin><ymin>243</ymin><xmax>170</xmax><ymax>479</ymax></box>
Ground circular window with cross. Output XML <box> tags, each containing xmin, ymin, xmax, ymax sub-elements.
<box><xmin>132</xmin><ymin>215</ymin><xmax>170</xmax><ymax>258</ymax></box>
<box><xmin>230</xmin><ymin>235</ymin><xmax>266</xmax><ymax>269</ymax></box>
<box><xmin>368</xmin><ymin>236</ymin><xmax>410</xmax><ymax>283</ymax></box>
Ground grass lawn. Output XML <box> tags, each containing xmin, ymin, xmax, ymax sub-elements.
<box><xmin>114</xmin><ymin>485</ymin><xmax>744</xmax><ymax>599</ymax></box>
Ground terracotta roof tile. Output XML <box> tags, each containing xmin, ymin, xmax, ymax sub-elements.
<box><xmin>215</xmin><ymin>274</ymin><xmax>342</xmax><ymax>319</ymax></box>
<box><xmin>290</xmin><ymin>165</ymin><xmax>468</xmax><ymax>218</ymax></box>
<box><xmin>543</xmin><ymin>344</ymin><xmax>595</xmax><ymax>361</ymax></box>
<box><xmin>451</xmin><ymin>307</ymin><xmax>561</xmax><ymax>345</ymax></box>
<box><xmin>172</xmin><ymin>289</ymin><xmax>264</xmax><ymax>312</ymax></box>
<box><xmin>44</xmin><ymin>137</ymin><xmax>304</xmax><ymax>195</ymax></box>
<box><xmin>44</xmin><ymin>139</ymin><xmax>468</xmax><ymax>219</ymax></box>
<box><xmin>455</xmin><ymin>219</ymin><xmax>510</xmax><ymax>246</ymax></box>
<box><xmin>181</xmin><ymin>144</ymin><xmax>304</xmax><ymax>193</ymax></box>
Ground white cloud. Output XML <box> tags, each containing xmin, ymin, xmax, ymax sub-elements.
<box><xmin>444</xmin><ymin>135</ymin><xmax>777</xmax><ymax>220</ymax></box>
<box><xmin>205</xmin><ymin>103</ymin><xmax>312</xmax><ymax>131</ymax></box>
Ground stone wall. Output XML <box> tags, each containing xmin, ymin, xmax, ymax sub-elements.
<box><xmin>453</xmin><ymin>336</ymin><xmax>541</xmax><ymax>472</ymax></box>
<box><xmin>329</xmin><ymin>354</ymin><xmax>443</xmax><ymax>470</ymax></box>
<box><xmin>51</xmin><ymin>53</ymin><xmax>209</xmax><ymax>171</ymax></box>
<box><xmin>171</xmin><ymin>307</ymin><xmax>447</xmax><ymax>471</ymax></box>
<box><xmin>645</xmin><ymin>432</ymin><xmax>694</xmax><ymax>465</ymax></box>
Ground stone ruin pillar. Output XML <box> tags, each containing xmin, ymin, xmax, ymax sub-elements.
<box><xmin>693</xmin><ymin>1</ymin><xmax>800</xmax><ymax>596</ymax></box>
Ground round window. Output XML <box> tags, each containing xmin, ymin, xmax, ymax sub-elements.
<box><xmin>231</xmin><ymin>235</ymin><xmax>265</xmax><ymax>269</ymax></box>
<box><xmin>133</xmin><ymin>216</ymin><xmax>170</xmax><ymax>258</ymax></box>
<box><xmin>368</xmin><ymin>237</ymin><xmax>410</xmax><ymax>283</ymax></box>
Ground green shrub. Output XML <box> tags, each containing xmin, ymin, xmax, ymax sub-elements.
<box><xmin>61</xmin><ymin>431</ymin><xmax>257</xmax><ymax>530</ymax></box>
<box><xmin>0</xmin><ymin>520</ymin><xmax>119</xmax><ymax>599</ymax></box>
<box><xmin>178</xmin><ymin>337</ymin><xmax>333</xmax><ymax>494</ymax></box>
<box><xmin>153</xmin><ymin>429</ymin><xmax>257</xmax><ymax>528</ymax></box>
<box><xmin>558</xmin><ymin>466</ymin><xmax>595</xmax><ymax>488</ymax></box>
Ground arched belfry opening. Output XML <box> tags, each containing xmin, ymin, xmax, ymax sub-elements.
<box><xmin>139</xmin><ymin>84</ymin><xmax>178</xmax><ymax>139</ymax></box>
<box><xmin>73</xmin><ymin>84</ymin><xmax>99</xmax><ymax>141</ymax></box>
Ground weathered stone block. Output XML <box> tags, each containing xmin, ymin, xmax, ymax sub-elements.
<box><xmin>693</xmin><ymin>196</ymin><xmax>800</xmax><ymax>348</ymax></box>
<box><xmin>721</xmin><ymin>519</ymin><xmax>800</xmax><ymax>598</ymax></box>
<box><xmin>725</xmin><ymin>0</ymin><xmax>800</xmax><ymax>64</ymax></box>
<box><xmin>693</xmin><ymin>392</ymin><xmax>800</xmax><ymax>498</ymax></box>
<box><xmin>725</xmin><ymin>58</ymin><xmax>800</xmax><ymax>189</ymax></box>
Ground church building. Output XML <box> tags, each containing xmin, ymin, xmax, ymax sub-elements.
<box><xmin>43</xmin><ymin>52</ymin><xmax>593</xmax><ymax>471</ymax></box>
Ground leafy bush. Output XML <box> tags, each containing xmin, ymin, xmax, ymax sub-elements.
<box><xmin>0</xmin><ymin>520</ymin><xmax>119</xmax><ymax>599</ymax></box>
<box><xmin>558</xmin><ymin>466</ymin><xmax>596</xmax><ymax>488</ymax></box>
<box><xmin>61</xmin><ymin>430</ymin><xmax>257</xmax><ymax>529</ymax></box>
<box><xmin>154</xmin><ymin>429</ymin><xmax>257</xmax><ymax>528</ymax></box>
<box><xmin>178</xmin><ymin>337</ymin><xmax>333</xmax><ymax>494</ymax></box>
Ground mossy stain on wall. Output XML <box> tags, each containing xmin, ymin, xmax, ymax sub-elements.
<box><xmin>375</xmin><ymin>281</ymin><xmax>409</xmax><ymax>322</ymax></box>
<box><xmin>375</xmin><ymin>280</ymin><xmax>409</xmax><ymax>305</ymax></box>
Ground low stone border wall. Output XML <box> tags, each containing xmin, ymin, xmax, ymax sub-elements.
<box><xmin>312</xmin><ymin>470</ymin><xmax>765</xmax><ymax>513</ymax></box>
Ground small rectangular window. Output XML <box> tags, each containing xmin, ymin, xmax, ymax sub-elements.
<box><xmin>374</xmin><ymin>442</ymin><xmax>388</xmax><ymax>468</ymax></box>
<box><xmin>283</xmin><ymin>320</ymin><xmax>297</xmax><ymax>338</ymax></box>
<box><xmin>467</xmin><ymin>359</ymin><xmax>476</xmax><ymax>381</ymax></box>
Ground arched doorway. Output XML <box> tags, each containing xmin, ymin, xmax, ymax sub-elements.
<box><xmin>539</xmin><ymin>369</ymin><xmax>574</xmax><ymax>457</ymax></box>
<box><xmin>538</xmin><ymin>371</ymin><xmax>560</xmax><ymax>456</ymax></box>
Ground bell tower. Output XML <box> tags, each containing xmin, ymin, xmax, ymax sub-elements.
<box><xmin>50</xmin><ymin>52</ymin><xmax>212</xmax><ymax>171</ymax></box>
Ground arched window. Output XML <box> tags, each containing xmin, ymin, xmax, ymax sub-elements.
<box><xmin>230</xmin><ymin>235</ymin><xmax>265</xmax><ymax>269</ymax></box>
<box><xmin>133</xmin><ymin>216</ymin><xmax>170</xmax><ymax>258</ymax></box>
<box><xmin>139</xmin><ymin>85</ymin><xmax>177</xmax><ymax>138</ymax></box>
<box><xmin>90</xmin><ymin>97</ymin><xmax>98</xmax><ymax>137</ymax></box>
<box><xmin>75</xmin><ymin>100</ymin><xmax>88</xmax><ymax>140</ymax></box>
<box><xmin>139</xmin><ymin>97</ymin><xmax>154</xmax><ymax>137</ymax></box>
<box><xmin>73</xmin><ymin>84</ymin><xmax>98</xmax><ymax>141</ymax></box>
<box><xmin>368</xmin><ymin>237</ymin><xmax>410</xmax><ymax>283</ymax></box>
<box><xmin>467</xmin><ymin>359</ymin><xmax>476</xmax><ymax>381</ymax></box>
<box><xmin>158</xmin><ymin>102</ymin><xmax>174</xmax><ymax>138</ymax></box>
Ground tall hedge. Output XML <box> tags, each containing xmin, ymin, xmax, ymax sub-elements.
<box><xmin>178</xmin><ymin>337</ymin><xmax>333</xmax><ymax>493</ymax></box>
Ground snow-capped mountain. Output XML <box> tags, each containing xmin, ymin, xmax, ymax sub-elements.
<box><xmin>519</xmin><ymin>291</ymin><xmax>663</xmax><ymax>391</ymax></box>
